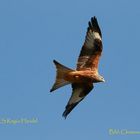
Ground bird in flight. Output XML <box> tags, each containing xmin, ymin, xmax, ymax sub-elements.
<box><xmin>50</xmin><ymin>16</ymin><xmax>105</xmax><ymax>119</ymax></box>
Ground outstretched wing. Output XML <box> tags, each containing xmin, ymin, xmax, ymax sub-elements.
<box><xmin>62</xmin><ymin>83</ymin><xmax>93</xmax><ymax>118</ymax></box>
<box><xmin>77</xmin><ymin>16</ymin><xmax>103</xmax><ymax>71</ymax></box>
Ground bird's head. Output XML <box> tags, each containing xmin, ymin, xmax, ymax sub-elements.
<box><xmin>98</xmin><ymin>75</ymin><xmax>105</xmax><ymax>82</ymax></box>
<box><xmin>91</xmin><ymin>74</ymin><xmax>105</xmax><ymax>83</ymax></box>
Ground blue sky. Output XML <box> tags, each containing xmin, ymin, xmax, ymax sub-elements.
<box><xmin>0</xmin><ymin>0</ymin><xmax>140</xmax><ymax>139</ymax></box>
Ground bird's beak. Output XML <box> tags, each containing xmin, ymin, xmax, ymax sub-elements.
<box><xmin>102</xmin><ymin>79</ymin><xmax>105</xmax><ymax>82</ymax></box>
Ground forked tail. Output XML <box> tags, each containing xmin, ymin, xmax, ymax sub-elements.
<box><xmin>50</xmin><ymin>60</ymin><xmax>73</xmax><ymax>92</ymax></box>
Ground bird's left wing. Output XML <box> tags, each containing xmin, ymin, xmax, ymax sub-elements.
<box><xmin>62</xmin><ymin>83</ymin><xmax>93</xmax><ymax>118</ymax></box>
<box><xmin>77</xmin><ymin>17</ymin><xmax>103</xmax><ymax>71</ymax></box>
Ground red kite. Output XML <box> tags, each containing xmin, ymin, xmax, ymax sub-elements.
<box><xmin>50</xmin><ymin>17</ymin><xmax>105</xmax><ymax>118</ymax></box>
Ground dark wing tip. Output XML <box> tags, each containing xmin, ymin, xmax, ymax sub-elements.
<box><xmin>50</xmin><ymin>88</ymin><xmax>53</xmax><ymax>92</ymax></box>
<box><xmin>91</xmin><ymin>16</ymin><xmax>97</xmax><ymax>22</ymax></box>
<box><xmin>62</xmin><ymin>102</ymin><xmax>79</xmax><ymax>119</ymax></box>
<box><xmin>62</xmin><ymin>110</ymin><xmax>67</xmax><ymax>119</ymax></box>
<box><xmin>88</xmin><ymin>16</ymin><xmax>102</xmax><ymax>37</ymax></box>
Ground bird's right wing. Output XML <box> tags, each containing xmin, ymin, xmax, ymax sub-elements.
<box><xmin>62</xmin><ymin>83</ymin><xmax>93</xmax><ymax>118</ymax></box>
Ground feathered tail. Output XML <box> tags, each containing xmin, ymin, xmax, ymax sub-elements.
<box><xmin>50</xmin><ymin>60</ymin><xmax>73</xmax><ymax>92</ymax></box>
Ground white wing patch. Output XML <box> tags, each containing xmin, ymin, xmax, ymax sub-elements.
<box><xmin>69</xmin><ymin>88</ymin><xmax>83</xmax><ymax>104</ymax></box>
<box><xmin>85</xmin><ymin>30</ymin><xmax>101</xmax><ymax>48</ymax></box>
<box><xmin>94</xmin><ymin>32</ymin><xmax>102</xmax><ymax>40</ymax></box>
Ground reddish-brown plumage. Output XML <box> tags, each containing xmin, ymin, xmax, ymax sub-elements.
<box><xmin>64</xmin><ymin>70</ymin><xmax>96</xmax><ymax>83</ymax></box>
<box><xmin>50</xmin><ymin>16</ymin><xmax>105</xmax><ymax>118</ymax></box>
<box><xmin>85</xmin><ymin>54</ymin><xmax>101</xmax><ymax>71</ymax></box>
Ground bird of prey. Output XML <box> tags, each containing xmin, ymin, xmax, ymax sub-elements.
<box><xmin>50</xmin><ymin>16</ymin><xmax>105</xmax><ymax>119</ymax></box>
